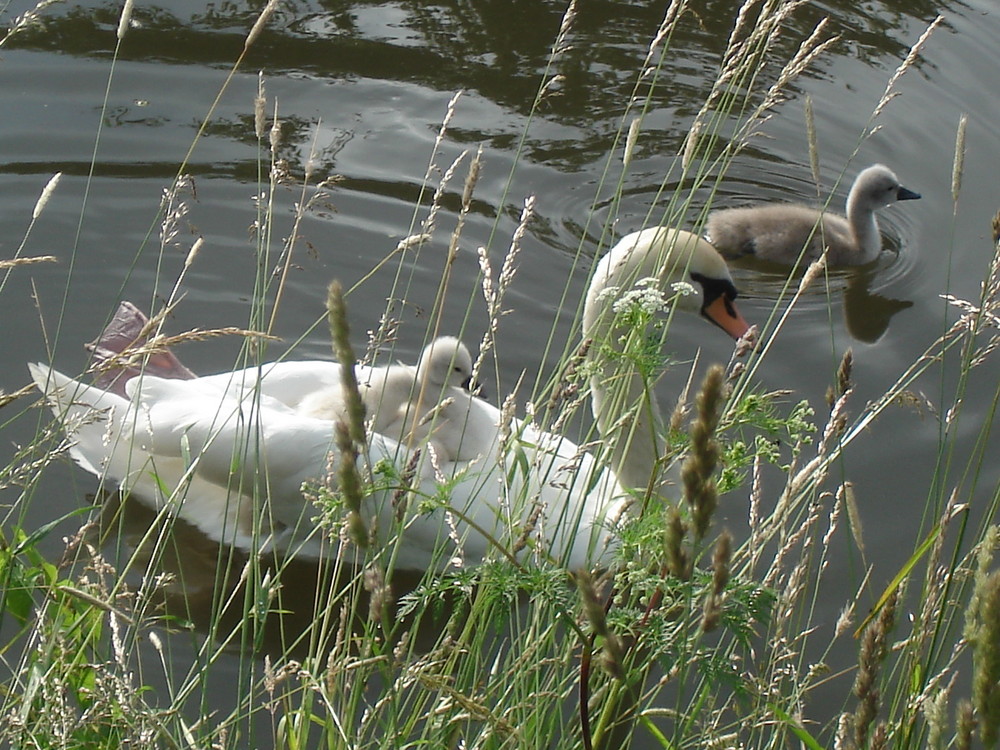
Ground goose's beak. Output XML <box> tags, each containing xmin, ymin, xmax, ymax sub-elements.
<box><xmin>898</xmin><ymin>185</ymin><xmax>921</xmax><ymax>201</ymax></box>
<box><xmin>703</xmin><ymin>295</ymin><xmax>750</xmax><ymax>340</ymax></box>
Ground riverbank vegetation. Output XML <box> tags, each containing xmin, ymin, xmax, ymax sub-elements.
<box><xmin>2</xmin><ymin>1</ymin><xmax>998</xmax><ymax>748</ymax></box>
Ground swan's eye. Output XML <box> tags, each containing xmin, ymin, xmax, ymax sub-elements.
<box><xmin>691</xmin><ymin>271</ymin><xmax>737</xmax><ymax>300</ymax></box>
<box><xmin>692</xmin><ymin>272</ymin><xmax>740</xmax><ymax>314</ymax></box>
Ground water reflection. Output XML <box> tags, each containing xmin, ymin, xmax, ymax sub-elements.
<box><xmin>92</xmin><ymin>489</ymin><xmax>440</xmax><ymax>660</ymax></box>
<box><xmin>841</xmin><ymin>269</ymin><xmax>913</xmax><ymax>343</ymax></box>
<box><xmin>730</xmin><ymin>255</ymin><xmax>914</xmax><ymax>343</ymax></box>
<box><xmin>4</xmin><ymin>0</ymin><xmax>946</xmax><ymax>178</ymax></box>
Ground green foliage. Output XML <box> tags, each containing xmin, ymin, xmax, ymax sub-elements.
<box><xmin>0</xmin><ymin>526</ymin><xmax>171</xmax><ymax>748</ymax></box>
<box><xmin>2</xmin><ymin>2</ymin><xmax>992</xmax><ymax>749</ymax></box>
<box><xmin>0</xmin><ymin>528</ymin><xmax>57</xmax><ymax>629</ymax></box>
<box><xmin>598</xmin><ymin>285</ymin><xmax>705</xmax><ymax>388</ymax></box>
<box><xmin>398</xmin><ymin>562</ymin><xmax>573</xmax><ymax>621</ymax></box>
<box><xmin>729</xmin><ymin>391</ymin><xmax>815</xmax><ymax>452</ymax></box>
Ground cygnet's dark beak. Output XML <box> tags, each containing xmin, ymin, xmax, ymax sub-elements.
<box><xmin>462</xmin><ymin>376</ymin><xmax>485</xmax><ymax>398</ymax></box>
<box><xmin>898</xmin><ymin>185</ymin><xmax>921</xmax><ymax>201</ymax></box>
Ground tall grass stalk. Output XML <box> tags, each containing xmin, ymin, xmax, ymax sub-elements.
<box><xmin>4</xmin><ymin>2</ymin><xmax>1000</xmax><ymax>749</ymax></box>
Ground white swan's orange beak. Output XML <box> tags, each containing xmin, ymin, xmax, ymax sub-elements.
<box><xmin>703</xmin><ymin>295</ymin><xmax>750</xmax><ymax>340</ymax></box>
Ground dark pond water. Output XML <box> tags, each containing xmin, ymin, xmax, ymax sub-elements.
<box><xmin>2</xmin><ymin>0</ymin><xmax>998</xmax><ymax>742</ymax></box>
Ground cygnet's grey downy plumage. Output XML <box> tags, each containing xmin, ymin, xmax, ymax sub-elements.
<box><xmin>705</xmin><ymin>164</ymin><xmax>920</xmax><ymax>266</ymax></box>
<box><xmin>297</xmin><ymin>336</ymin><xmax>474</xmax><ymax>446</ymax></box>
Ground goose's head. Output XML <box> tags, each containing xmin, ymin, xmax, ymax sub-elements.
<box><xmin>418</xmin><ymin>336</ymin><xmax>475</xmax><ymax>390</ymax></box>
<box><xmin>851</xmin><ymin>164</ymin><xmax>921</xmax><ymax>211</ymax></box>
<box><xmin>586</xmin><ymin>227</ymin><xmax>750</xmax><ymax>341</ymax></box>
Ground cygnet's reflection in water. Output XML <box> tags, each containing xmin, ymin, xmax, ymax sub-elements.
<box><xmin>88</xmin><ymin>489</ymin><xmax>450</xmax><ymax>660</ymax></box>
<box><xmin>841</xmin><ymin>270</ymin><xmax>913</xmax><ymax>343</ymax></box>
<box><xmin>729</xmin><ymin>255</ymin><xmax>913</xmax><ymax>343</ymax></box>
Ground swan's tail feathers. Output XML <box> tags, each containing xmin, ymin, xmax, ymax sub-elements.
<box><xmin>84</xmin><ymin>301</ymin><xmax>196</xmax><ymax>397</ymax></box>
<box><xmin>28</xmin><ymin>362</ymin><xmax>132</xmax><ymax>478</ymax></box>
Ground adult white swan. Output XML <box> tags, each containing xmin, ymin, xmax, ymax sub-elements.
<box><xmin>30</xmin><ymin>227</ymin><xmax>748</xmax><ymax>571</ymax></box>
<box><xmin>705</xmin><ymin>164</ymin><xmax>920</xmax><ymax>265</ymax></box>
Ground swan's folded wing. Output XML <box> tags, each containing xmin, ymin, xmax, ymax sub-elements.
<box><xmin>193</xmin><ymin>360</ymin><xmax>373</xmax><ymax>411</ymax></box>
<box><xmin>29</xmin><ymin>363</ymin><xmax>135</xmax><ymax>477</ymax></box>
<box><xmin>124</xmin><ymin>375</ymin><xmax>340</xmax><ymax>517</ymax></box>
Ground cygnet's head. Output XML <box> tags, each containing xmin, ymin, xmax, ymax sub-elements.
<box><xmin>852</xmin><ymin>164</ymin><xmax>921</xmax><ymax>210</ymax></box>
<box><xmin>417</xmin><ymin>336</ymin><xmax>475</xmax><ymax>391</ymax></box>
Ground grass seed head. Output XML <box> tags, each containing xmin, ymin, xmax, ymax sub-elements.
<box><xmin>245</xmin><ymin>0</ymin><xmax>280</xmax><ymax>51</ymax></box>
<box><xmin>364</xmin><ymin>566</ymin><xmax>391</xmax><ymax>624</ymax></box>
<box><xmin>952</xmin><ymin>113</ymin><xmax>968</xmax><ymax>204</ymax></box>
<box><xmin>684</xmin><ymin>364</ymin><xmax>725</xmax><ymax>539</ymax></box>
<box><xmin>32</xmin><ymin>172</ymin><xmax>61</xmax><ymax>220</ymax></box>
<box><xmin>956</xmin><ymin>699</ymin><xmax>975</xmax><ymax>750</ymax></box>
<box><xmin>116</xmin><ymin>0</ymin><xmax>134</xmax><ymax>40</ymax></box>
<box><xmin>391</xmin><ymin>449</ymin><xmax>421</xmax><ymax>523</ymax></box>
<box><xmin>254</xmin><ymin>72</ymin><xmax>267</xmax><ymax>139</ymax></box>
<box><xmin>972</xmin><ymin>570</ymin><xmax>1000</xmax><ymax>747</ymax></box>
<box><xmin>853</xmin><ymin>591</ymin><xmax>897</xmax><ymax>748</ymax></box>
<box><xmin>665</xmin><ymin>507</ymin><xmax>690</xmax><ymax>581</ymax></box>
<box><xmin>703</xmin><ymin>531</ymin><xmax>732</xmax><ymax>633</ymax></box>
<box><xmin>327</xmin><ymin>281</ymin><xmax>367</xmax><ymax>445</ymax></box>
<box><xmin>574</xmin><ymin>569</ymin><xmax>609</xmax><ymax>639</ymax></box>
<box><xmin>269</xmin><ymin>105</ymin><xmax>282</xmax><ymax>152</ymax></box>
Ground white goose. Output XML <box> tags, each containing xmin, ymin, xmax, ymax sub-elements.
<box><xmin>705</xmin><ymin>164</ymin><xmax>920</xmax><ymax>265</ymax></box>
<box><xmin>30</xmin><ymin>227</ymin><xmax>748</xmax><ymax>571</ymax></box>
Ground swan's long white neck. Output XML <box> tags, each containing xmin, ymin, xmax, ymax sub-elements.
<box><xmin>845</xmin><ymin>183</ymin><xmax>881</xmax><ymax>263</ymax></box>
<box><xmin>582</xmin><ymin>228</ymin><xmax>697</xmax><ymax>493</ymax></box>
